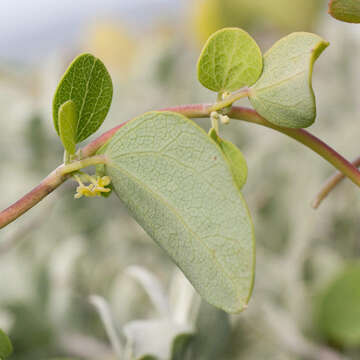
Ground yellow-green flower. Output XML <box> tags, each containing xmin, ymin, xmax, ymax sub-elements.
<box><xmin>74</xmin><ymin>175</ymin><xmax>111</xmax><ymax>198</ymax></box>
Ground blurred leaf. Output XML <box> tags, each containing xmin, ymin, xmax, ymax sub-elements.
<box><xmin>316</xmin><ymin>263</ymin><xmax>360</xmax><ymax>347</ymax></box>
<box><xmin>53</xmin><ymin>53</ymin><xmax>113</xmax><ymax>143</ymax></box>
<box><xmin>209</xmin><ymin>129</ymin><xmax>248</xmax><ymax>190</ymax></box>
<box><xmin>123</xmin><ymin>319</ymin><xmax>192</xmax><ymax>360</ymax></box>
<box><xmin>249</xmin><ymin>32</ymin><xmax>328</xmax><ymax>128</ymax></box>
<box><xmin>329</xmin><ymin>0</ymin><xmax>360</xmax><ymax>23</ymax></box>
<box><xmin>191</xmin><ymin>0</ymin><xmax>223</xmax><ymax>45</ymax></box>
<box><xmin>190</xmin><ymin>0</ymin><xmax>324</xmax><ymax>44</ymax></box>
<box><xmin>190</xmin><ymin>301</ymin><xmax>231</xmax><ymax>360</ymax></box>
<box><xmin>104</xmin><ymin>111</ymin><xmax>255</xmax><ymax>313</ymax></box>
<box><xmin>34</xmin><ymin>264</ymin><xmax>51</xmax><ymax>310</ymax></box>
<box><xmin>0</xmin><ymin>329</ymin><xmax>13</xmax><ymax>359</ymax></box>
<box><xmin>125</xmin><ymin>266</ymin><xmax>169</xmax><ymax>316</ymax></box>
<box><xmin>58</xmin><ymin>100</ymin><xmax>77</xmax><ymax>154</ymax></box>
<box><xmin>85</xmin><ymin>23</ymin><xmax>137</xmax><ymax>75</ymax></box>
<box><xmin>156</xmin><ymin>48</ymin><xmax>177</xmax><ymax>85</ymax></box>
<box><xmin>197</xmin><ymin>28</ymin><xmax>262</xmax><ymax>92</ymax></box>
<box><xmin>89</xmin><ymin>295</ymin><xmax>123</xmax><ymax>357</ymax></box>
<box><xmin>7</xmin><ymin>302</ymin><xmax>54</xmax><ymax>358</ymax></box>
<box><xmin>25</xmin><ymin>114</ymin><xmax>56</xmax><ymax>173</ymax></box>
<box><xmin>171</xmin><ymin>333</ymin><xmax>193</xmax><ymax>360</ymax></box>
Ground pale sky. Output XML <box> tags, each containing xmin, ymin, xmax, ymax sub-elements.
<box><xmin>0</xmin><ymin>0</ymin><xmax>181</xmax><ymax>63</ymax></box>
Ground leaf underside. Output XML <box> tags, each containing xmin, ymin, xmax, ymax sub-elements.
<box><xmin>197</xmin><ymin>27</ymin><xmax>263</xmax><ymax>92</ymax></box>
<box><xmin>209</xmin><ymin>128</ymin><xmax>248</xmax><ymax>190</ymax></box>
<box><xmin>249</xmin><ymin>32</ymin><xmax>329</xmax><ymax>128</ymax></box>
<box><xmin>103</xmin><ymin>111</ymin><xmax>255</xmax><ymax>313</ymax></box>
<box><xmin>58</xmin><ymin>100</ymin><xmax>77</xmax><ymax>154</ymax></box>
<box><xmin>53</xmin><ymin>53</ymin><xmax>113</xmax><ymax>143</ymax></box>
<box><xmin>329</xmin><ymin>0</ymin><xmax>360</xmax><ymax>23</ymax></box>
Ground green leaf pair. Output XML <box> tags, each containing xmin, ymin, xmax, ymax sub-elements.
<box><xmin>197</xmin><ymin>28</ymin><xmax>329</xmax><ymax>128</ymax></box>
<box><xmin>53</xmin><ymin>53</ymin><xmax>113</xmax><ymax>154</ymax></box>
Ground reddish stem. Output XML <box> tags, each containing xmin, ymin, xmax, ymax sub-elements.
<box><xmin>312</xmin><ymin>156</ymin><xmax>360</xmax><ymax>209</ymax></box>
<box><xmin>1</xmin><ymin>104</ymin><xmax>359</xmax><ymax>229</ymax></box>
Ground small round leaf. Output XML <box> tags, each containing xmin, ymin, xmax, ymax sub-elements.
<box><xmin>53</xmin><ymin>53</ymin><xmax>113</xmax><ymax>143</ymax></box>
<box><xmin>197</xmin><ymin>28</ymin><xmax>263</xmax><ymax>92</ymax></box>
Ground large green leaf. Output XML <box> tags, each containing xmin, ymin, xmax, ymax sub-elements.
<box><xmin>58</xmin><ymin>100</ymin><xmax>77</xmax><ymax>154</ymax></box>
<box><xmin>316</xmin><ymin>263</ymin><xmax>360</xmax><ymax>347</ymax></box>
<box><xmin>209</xmin><ymin>128</ymin><xmax>248</xmax><ymax>190</ymax></box>
<box><xmin>103</xmin><ymin>111</ymin><xmax>255</xmax><ymax>313</ymax></box>
<box><xmin>329</xmin><ymin>0</ymin><xmax>360</xmax><ymax>23</ymax></box>
<box><xmin>197</xmin><ymin>28</ymin><xmax>263</xmax><ymax>92</ymax></box>
<box><xmin>53</xmin><ymin>53</ymin><xmax>113</xmax><ymax>143</ymax></box>
<box><xmin>0</xmin><ymin>329</ymin><xmax>13</xmax><ymax>359</ymax></box>
<box><xmin>249</xmin><ymin>32</ymin><xmax>328</xmax><ymax>128</ymax></box>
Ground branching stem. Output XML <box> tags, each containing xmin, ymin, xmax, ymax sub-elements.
<box><xmin>1</xmin><ymin>104</ymin><xmax>359</xmax><ymax>230</ymax></box>
<box><xmin>163</xmin><ymin>104</ymin><xmax>360</xmax><ymax>189</ymax></box>
<box><xmin>227</xmin><ymin>107</ymin><xmax>360</xmax><ymax>189</ymax></box>
<box><xmin>210</xmin><ymin>88</ymin><xmax>249</xmax><ymax>111</ymax></box>
<box><xmin>312</xmin><ymin>156</ymin><xmax>360</xmax><ymax>209</ymax></box>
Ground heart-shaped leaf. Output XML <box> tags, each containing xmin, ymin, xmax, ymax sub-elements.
<box><xmin>329</xmin><ymin>0</ymin><xmax>360</xmax><ymax>23</ymax></box>
<box><xmin>58</xmin><ymin>100</ymin><xmax>77</xmax><ymax>154</ymax></box>
<box><xmin>197</xmin><ymin>28</ymin><xmax>263</xmax><ymax>92</ymax></box>
<box><xmin>209</xmin><ymin>129</ymin><xmax>248</xmax><ymax>190</ymax></box>
<box><xmin>0</xmin><ymin>329</ymin><xmax>13</xmax><ymax>359</ymax></box>
<box><xmin>103</xmin><ymin>111</ymin><xmax>255</xmax><ymax>313</ymax></box>
<box><xmin>316</xmin><ymin>263</ymin><xmax>360</xmax><ymax>347</ymax></box>
<box><xmin>249</xmin><ymin>32</ymin><xmax>329</xmax><ymax>128</ymax></box>
<box><xmin>53</xmin><ymin>53</ymin><xmax>113</xmax><ymax>143</ymax></box>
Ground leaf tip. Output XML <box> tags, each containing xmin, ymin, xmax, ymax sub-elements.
<box><xmin>311</xmin><ymin>38</ymin><xmax>330</xmax><ymax>62</ymax></box>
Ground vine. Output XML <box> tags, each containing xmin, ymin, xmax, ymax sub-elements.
<box><xmin>1</xmin><ymin>4</ymin><xmax>360</xmax><ymax>352</ymax></box>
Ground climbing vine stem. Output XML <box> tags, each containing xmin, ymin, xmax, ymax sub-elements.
<box><xmin>1</xmin><ymin>104</ymin><xmax>360</xmax><ymax>230</ymax></box>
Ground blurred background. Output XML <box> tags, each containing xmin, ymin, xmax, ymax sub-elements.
<box><xmin>1</xmin><ymin>0</ymin><xmax>360</xmax><ymax>359</ymax></box>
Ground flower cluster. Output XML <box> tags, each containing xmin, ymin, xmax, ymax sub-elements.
<box><xmin>74</xmin><ymin>175</ymin><xmax>111</xmax><ymax>199</ymax></box>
